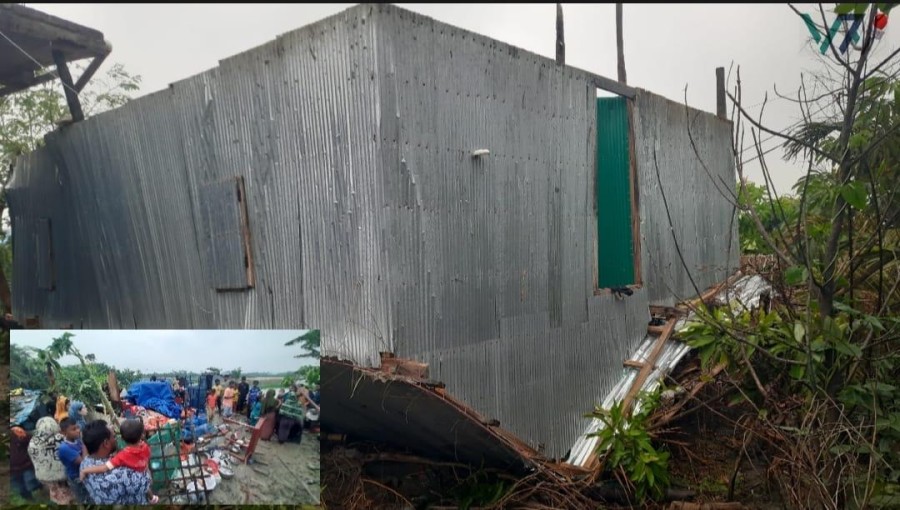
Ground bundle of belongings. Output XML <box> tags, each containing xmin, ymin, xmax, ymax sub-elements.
<box><xmin>10</xmin><ymin>389</ymin><xmax>48</xmax><ymax>431</ymax></box>
<box><xmin>125</xmin><ymin>381</ymin><xmax>183</xmax><ymax>419</ymax></box>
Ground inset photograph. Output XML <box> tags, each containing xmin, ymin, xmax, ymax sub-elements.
<box><xmin>9</xmin><ymin>329</ymin><xmax>320</xmax><ymax>506</ymax></box>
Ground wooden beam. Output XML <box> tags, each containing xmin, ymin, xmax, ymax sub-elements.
<box><xmin>555</xmin><ymin>3</ymin><xmax>565</xmax><ymax>66</ymax></box>
<box><xmin>74</xmin><ymin>45</ymin><xmax>110</xmax><ymax>93</ymax></box>
<box><xmin>51</xmin><ymin>49</ymin><xmax>84</xmax><ymax>122</ymax></box>
<box><xmin>107</xmin><ymin>370</ymin><xmax>120</xmax><ymax>403</ymax></box>
<box><xmin>716</xmin><ymin>67</ymin><xmax>726</xmax><ymax>119</ymax></box>
<box><xmin>616</xmin><ymin>3</ymin><xmax>627</xmax><ymax>84</ymax></box>
<box><xmin>585</xmin><ymin>316</ymin><xmax>678</xmax><ymax>471</ymax></box>
<box><xmin>592</xmin><ymin>75</ymin><xmax>635</xmax><ymax>99</ymax></box>
<box><xmin>0</xmin><ymin>71</ymin><xmax>59</xmax><ymax>98</ymax></box>
<box><xmin>235</xmin><ymin>176</ymin><xmax>255</xmax><ymax>288</ymax></box>
<box><xmin>621</xmin><ymin>317</ymin><xmax>677</xmax><ymax>416</ymax></box>
<box><xmin>626</xmin><ymin>100</ymin><xmax>642</xmax><ymax>284</ymax></box>
<box><xmin>648</xmin><ymin>324</ymin><xmax>667</xmax><ymax>335</ymax></box>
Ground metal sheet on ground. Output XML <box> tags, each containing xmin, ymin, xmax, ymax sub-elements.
<box><xmin>321</xmin><ymin>358</ymin><xmax>538</xmax><ymax>474</ymax></box>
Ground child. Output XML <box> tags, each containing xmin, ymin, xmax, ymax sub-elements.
<box><xmin>206</xmin><ymin>389</ymin><xmax>217</xmax><ymax>418</ymax></box>
<box><xmin>57</xmin><ymin>418</ymin><xmax>89</xmax><ymax>503</ymax></box>
<box><xmin>222</xmin><ymin>382</ymin><xmax>236</xmax><ymax>418</ymax></box>
<box><xmin>80</xmin><ymin>418</ymin><xmax>159</xmax><ymax>504</ymax></box>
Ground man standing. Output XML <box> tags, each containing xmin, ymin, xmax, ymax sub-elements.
<box><xmin>57</xmin><ymin>418</ymin><xmax>89</xmax><ymax>503</ymax></box>
<box><xmin>237</xmin><ymin>376</ymin><xmax>250</xmax><ymax>414</ymax></box>
<box><xmin>80</xmin><ymin>420</ymin><xmax>151</xmax><ymax>505</ymax></box>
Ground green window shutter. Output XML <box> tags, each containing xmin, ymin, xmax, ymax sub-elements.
<box><xmin>596</xmin><ymin>97</ymin><xmax>635</xmax><ymax>288</ymax></box>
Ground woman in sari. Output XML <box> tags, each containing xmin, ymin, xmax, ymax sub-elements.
<box><xmin>68</xmin><ymin>400</ymin><xmax>88</xmax><ymax>431</ymax></box>
<box><xmin>27</xmin><ymin>417</ymin><xmax>76</xmax><ymax>504</ymax></box>
<box><xmin>54</xmin><ymin>396</ymin><xmax>70</xmax><ymax>423</ymax></box>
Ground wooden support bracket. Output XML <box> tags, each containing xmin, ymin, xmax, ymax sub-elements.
<box><xmin>51</xmin><ymin>48</ymin><xmax>84</xmax><ymax>122</ymax></box>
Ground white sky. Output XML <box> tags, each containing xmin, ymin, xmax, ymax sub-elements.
<box><xmin>18</xmin><ymin>3</ymin><xmax>900</xmax><ymax>194</ymax></box>
<box><xmin>10</xmin><ymin>329</ymin><xmax>318</xmax><ymax>373</ymax></box>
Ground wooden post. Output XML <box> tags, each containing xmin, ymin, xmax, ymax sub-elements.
<box><xmin>716</xmin><ymin>66</ymin><xmax>726</xmax><ymax>119</ymax></box>
<box><xmin>616</xmin><ymin>3</ymin><xmax>627</xmax><ymax>84</ymax></box>
<box><xmin>556</xmin><ymin>3</ymin><xmax>565</xmax><ymax>66</ymax></box>
<box><xmin>51</xmin><ymin>49</ymin><xmax>84</xmax><ymax>122</ymax></box>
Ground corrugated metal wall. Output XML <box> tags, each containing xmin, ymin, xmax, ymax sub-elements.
<box><xmin>8</xmin><ymin>6</ymin><xmax>393</xmax><ymax>366</ymax></box>
<box><xmin>371</xmin><ymin>7</ymin><xmax>651</xmax><ymax>457</ymax></box>
<box><xmin>632</xmin><ymin>92</ymin><xmax>740</xmax><ymax>306</ymax></box>
<box><xmin>8</xmin><ymin>4</ymin><xmax>737</xmax><ymax>458</ymax></box>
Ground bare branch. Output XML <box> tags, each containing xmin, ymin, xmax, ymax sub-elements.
<box><xmin>728</xmin><ymin>90</ymin><xmax>838</xmax><ymax>164</ymax></box>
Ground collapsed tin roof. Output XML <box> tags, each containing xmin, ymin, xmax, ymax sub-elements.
<box><xmin>323</xmin><ymin>272</ymin><xmax>774</xmax><ymax>476</ymax></box>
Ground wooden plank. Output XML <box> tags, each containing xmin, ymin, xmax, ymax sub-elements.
<box><xmin>649</xmin><ymin>305</ymin><xmax>685</xmax><ymax>317</ymax></box>
<box><xmin>107</xmin><ymin>371</ymin><xmax>120</xmax><ymax>403</ymax></box>
<box><xmin>51</xmin><ymin>49</ymin><xmax>84</xmax><ymax>122</ymax></box>
<box><xmin>715</xmin><ymin>67</ymin><xmax>727</xmax><ymax>119</ymax></box>
<box><xmin>626</xmin><ymin>98</ymin><xmax>643</xmax><ymax>285</ymax></box>
<box><xmin>235</xmin><ymin>176</ymin><xmax>256</xmax><ymax>288</ymax></box>
<box><xmin>623</xmin><ymin>359</ymin><xmax>644</xmax><ymax>369</ymax></box>
<box><xmin>648</xmin><ymin>324</ymin><xmax>667</xmax><ymax>335</ymax></box>
<box><xmin>621</xmin><ymin>318</ymin><xmax>677</xmax><ymax>416</ymax></box>
<box><xmin>585</xmin><ymin>317</ymin><xmax>677</xmax><ymax>471</ymax></box>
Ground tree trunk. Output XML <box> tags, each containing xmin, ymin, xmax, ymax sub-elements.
<box><xmin>45</xmin><ymin>362</ymin><xmax>56</xmax><ymax>390</ymax></box>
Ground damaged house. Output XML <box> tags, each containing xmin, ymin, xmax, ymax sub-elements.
<box><xmin>8</xmin><ymin>4</ymin><xmax>738</xmax><ymax>467</ymax></box>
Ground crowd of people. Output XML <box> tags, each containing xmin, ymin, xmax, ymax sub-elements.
<box><xmin>205</xmin><ymin>376</ymin><xmax>321</xmax><ymax>444</ymax></box>
<box><xmin>10</xmin><ymin>374</ymin><xmax>321</xmax><ymax>504</ymax></box>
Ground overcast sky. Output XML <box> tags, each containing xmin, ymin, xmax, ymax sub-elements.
<box><xmin>10</xmin><ymin>329</ymin><xmax>318</xmax><ymax>373</ymax></box>
<box><xmin>20</xmin><ymin>3</ymin><xmax>900</xmax><ymax>193</ymax></box>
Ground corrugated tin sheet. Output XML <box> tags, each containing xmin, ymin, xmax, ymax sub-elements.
<box><xmin>198</xmin><ymin>177</ymin><xmax>252</xmax><ymax>290</ymax></box>
<box><xmin>596</xmin><ymin>96</ymin><xmax>635</xmax><ymax>288</ymax></box>
<box><xmin>566</xmin><ymin>274</ymin><xmax>772</xmax><ymax>467</ymax></box>
<box><xmin>8</xmin><ymin>4</ymin><xmax>738</xmax><ymax>459</ymax></box>
<box><xmin>633</xmin><ymin>92</ymin><xmax>740</xmax><ymax>307</ymax></box>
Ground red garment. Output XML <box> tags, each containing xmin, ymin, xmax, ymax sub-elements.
<box><xmin>110</xmin><ymin>442</ymin><xmax>151</xmax><ymax>472</ymax></box>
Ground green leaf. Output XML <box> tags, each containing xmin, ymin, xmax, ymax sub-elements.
<box><xmin>840</xmin><ymin>182</ymin><xmax>868</xmax><ymax>209</ymax></box>
<box><xmin>785</xmin><ymin>266</ymin><xmax>809</xmax><ymax>286</ymax></box>
<box><xmin>686</xmin><ymin>334</ymin><xmax>717</xmax><ymax>348</ymax></box>
<box><xmin>833</xmin><ymin>340</ymin><xmax>863</xmax><ymax>358</ymax></box>
<box><xmin>793</xmin><ymin>322</ymin><xmax>806</xmax><ymax>343</ymax></box>
<box><xmin>790</xmin><ymin>364</ymin><xmax>805</xmax><ymax>380</ymax></box>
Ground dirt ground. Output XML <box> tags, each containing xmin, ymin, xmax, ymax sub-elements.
<box><xmin>201</xmin><ymin>411</ymin><xmax>320</xmax><ymax>506</ymax></box>
<box><xmin>208</xmin><ymin>433</ymin><xmax>321</xmax><ymax>505</ymax></box>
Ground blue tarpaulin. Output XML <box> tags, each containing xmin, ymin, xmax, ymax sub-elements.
<box><xmin>127</xmin><ymin>381</ymin><xmax>182</xmax><ymax>419</ymax></box>
<box><xmin>11</xmin><ymin>390</ymin><xmax>42</xmax><ymax>428</ymax></box>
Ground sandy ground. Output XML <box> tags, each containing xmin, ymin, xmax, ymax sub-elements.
<box><xmin>203</xmin><ymin>412</ymin><xmax>320</xmax><ymax>506</ymax></box>
<box><xmin>207</xmin><ymin>434</ymin><xmax>321</xmax><ymax>505</ymax></box>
